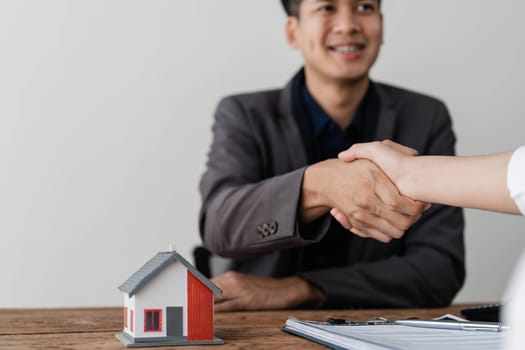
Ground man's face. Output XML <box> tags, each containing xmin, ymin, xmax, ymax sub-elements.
<box><xmin>286</xmin><ymin>0</ymin><xmax>383</xmax><ymax>83</ymax></box>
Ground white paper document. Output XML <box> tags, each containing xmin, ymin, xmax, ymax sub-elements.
<box><xmin>283</xmin><ymin>318</ymin><xmax>504</xmax><ymax>350</ymax></box>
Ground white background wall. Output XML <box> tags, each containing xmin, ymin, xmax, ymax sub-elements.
<box><xmin>1</xmin><ymin>0</ymin><xmax>524</xmax><ymax>308</ymax></box>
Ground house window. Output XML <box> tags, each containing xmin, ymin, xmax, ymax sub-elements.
<box><xmin>144</xmin><ymin>309</ymin><xmax>162</xmax><ymax>332</ymax></box>
<box><xmin>124</xmin><ymin>307</ymin><xmax>128</xmax><ymax>328</ymax></box>
<box><xmin>130</xmin><ymin>310</ymin><xmax>134</xmax><ymax>332</ymax></box>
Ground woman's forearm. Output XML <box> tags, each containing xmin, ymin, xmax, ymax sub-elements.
<box><xmin>400</xmin><ymin>152</ymin><xmax>520</xmax><ymax>214</ymax></box>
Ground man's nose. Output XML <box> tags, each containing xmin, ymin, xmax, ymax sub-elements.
<box><xmin>333</xmin><ymin>10</ymin><xmax>360</xmax><ymax>34</ymax></box>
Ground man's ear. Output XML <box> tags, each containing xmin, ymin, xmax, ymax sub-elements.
<box><xmin>285</xmin><ymin>17</ymin><xmax>299</xmax><ymax>49</ymax></box>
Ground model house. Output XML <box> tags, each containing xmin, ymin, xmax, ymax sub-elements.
<box><xmin>115</xmin><ymin>249</ymin><xmax>223</xmax><ymax>347</ymax></box>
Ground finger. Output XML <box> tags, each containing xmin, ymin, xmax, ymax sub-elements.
<box><xmin>350</xmin><ymin>226</ymin><xmax>392</xmax><ymax>243</ymax></box>
<box><xmin>213</xmin><ymin>288</ymin><xmax>237</xmax><ymax>304</ymax></box>
<box><xmin>344</xmin><ymin>227</ymin><xmax>384</xmax><ymax>241</ymax></box>
<box><xmin>211</xmin><ymin>274</ymin><xmax>237</xmax><ymax>303</ymax></box>
<box><xmin>338</xmin><ymin>142</ymin><xmax>379</xmax><ymax>162</ymax></box>
<box><xmin>214</xmin><ymin>299</ymin><xmax>244</xmax><ymax>312</ymax></box>
<box><xmin>373</xmin><ymin>172</ymin><xmax>427</xmax><ymax>218</ymax></box>
<box><xmin>373</xmin><ymin>192</ymin><xmax>425</xmax><ymax>232</ymax></box>
<box><xmin>214</xmin><ymin>294</ymin><xmax>227</xmax><ymax>304</ymax></box>
<box><xmin>338</xmin><ymin>144</ymin><xmax>357</xmax><ymax>162</ymax></box>
<box><xmin>381</xmin><ymin>139</ymin><xmax>418</xmax><ymax>156</ymax></box>
<box><xmin>330</xmin><ymin>208</ymin><xmax>352</xmax><ymax>230</ymax></box>
<box><xmin>348</xmin><ymin>210</ymin><xmax>405</xmax><ymax>240</ymax></box>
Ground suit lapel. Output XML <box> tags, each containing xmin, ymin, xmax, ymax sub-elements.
<box><xmin>373</xmin><ymin>83</ymin><xmax>398</xmax><ymax>141</ymax></box>
<box><xmin>278</xmin><ymin>79</ymin><xmax>399</xmax><ymax>167</ymax></box>
<box><xmin>278</xmin><ymin>77</ymin><xmax>309</xmax><ymax>169</ymax></box>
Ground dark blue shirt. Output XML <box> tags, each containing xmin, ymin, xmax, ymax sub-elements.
<box><xmin>290</xmin><ymin>70</ymin><xmax>380</xmax><ymax>272</ymax></box>
<box><xmin>302</xmin><ymin>84</ymin><xmax>367</xmax><ymax>160</ymax></box>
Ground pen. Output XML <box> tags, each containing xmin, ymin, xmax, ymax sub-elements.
<box><xmin>395</xmin><ymin>319</ymin><xmax>509</xmax><ymax>332</ymax></box>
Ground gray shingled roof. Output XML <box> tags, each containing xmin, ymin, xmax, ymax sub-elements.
<box><xmin>118</xmin><ymin>251</ymin><xmax>222</xmax><ymax>297</ymax></box>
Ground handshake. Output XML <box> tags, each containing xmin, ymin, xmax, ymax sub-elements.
<box><xmin>324</xmin><ymin>139</ymin><xmax>520</xmax><ymax>241</ymax></box>
<box><xmin>303</xmin><ymin>140</ymin><xmax>431</xmax><ymax>243</ymax></box>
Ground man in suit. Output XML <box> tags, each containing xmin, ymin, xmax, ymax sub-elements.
<box><xmin>199</xmin><ymin>0</ymin><xmax>465</xmax><ymax>311</ymax></box>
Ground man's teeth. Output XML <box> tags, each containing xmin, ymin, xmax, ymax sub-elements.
<box><xmin>333</xmin><ymin>46</ymin><xmax>361</xmax><ymax>53</ymax></box>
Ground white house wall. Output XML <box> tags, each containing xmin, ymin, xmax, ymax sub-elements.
<box><xmin>132</xmin><ymin>261</ymin><xmax>188</xmax><ymax>338</ymax></box>
<box><xmin>122</xmin><ymin>294</ymin><xmax>136</xmax><ymax>336</ymax></box>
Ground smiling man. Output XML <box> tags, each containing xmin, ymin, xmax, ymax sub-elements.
<box><xmin>199</xmin><ymin>0</ymin><xmax>465</xmax><ymax>311</ymax></box>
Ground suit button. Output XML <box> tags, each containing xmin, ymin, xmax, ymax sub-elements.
<box><xmin>268</xmin><ymin>221</ymin><xmax>278</xmax><ymax>235</ymax></box>
<box><xmin>256</xmin><ymin>224</ymin><xmax>266</xmax><ymax>238</ymax></box>
<box><xmin>256</xmin><ymin>222</ymin><xmax>278</xmax><ymax>238</ymax></box>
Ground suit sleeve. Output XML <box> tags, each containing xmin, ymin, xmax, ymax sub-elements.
<box><xmin>300</xmin><ymin>102</ymin><xmax>466</xmax><ymax>308</ymax></box>
<box><xmin>199</xmin><ymin>96</ymin><xmax>329</xmax><ymax>258</ymax></box>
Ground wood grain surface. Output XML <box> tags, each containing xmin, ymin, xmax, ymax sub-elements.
<box><xmin>0</xmin><ymin>304</ymin><xmax>472</xmax><ymax>349</ymax></box>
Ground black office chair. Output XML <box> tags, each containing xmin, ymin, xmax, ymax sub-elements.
<box><xmin>193</xmin><ymin>245</ymin><xmax>232</xmax><ymax>279</ymax></box>
<box><xmin>193</xmin><ymin>246</ymin><xmax>212</xmax><ymax>278</ymax></box>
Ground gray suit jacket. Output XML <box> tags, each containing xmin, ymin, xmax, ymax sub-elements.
<box><xmin>199</xmin><ymin>73</ymin><xmax>465</xmax><ymax>308</ymax></box>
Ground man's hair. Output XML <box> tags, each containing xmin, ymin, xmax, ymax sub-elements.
<box><xmin>281</xmin><ymin>0</ymin><xmax>381</xmax><ymax>18</ymax></box>
<box><xmin>281</xmin><ymin>0</ymin><xmax>301</xmax><ymax>17</ymax></box>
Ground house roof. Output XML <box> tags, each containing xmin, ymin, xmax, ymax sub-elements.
<box><xmin>118</xmin><ymin>251</ymin><xmax>222</xmax><ymax>297</ymax></box>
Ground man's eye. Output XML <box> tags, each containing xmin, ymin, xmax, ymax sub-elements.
<box><xmin>318</xmin><ymin>5</ymin><xmax>335</xmax><ymax>13</ymax></box>
<box><xmin>356</xmin><ymin>3</ymin><xmax>376</xmax><ymax>13</ymax></box>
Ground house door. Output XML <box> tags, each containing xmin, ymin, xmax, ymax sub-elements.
<box><xmin>166</xmin><ymin>306</ymin><xmax>183</xmax><ymax>337</ymax></box>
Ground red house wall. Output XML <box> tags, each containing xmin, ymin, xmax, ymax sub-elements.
<box><xmin>187</xmin><ymin>271</ymin><xmax>213</xmax><ymax>340</ymax></box>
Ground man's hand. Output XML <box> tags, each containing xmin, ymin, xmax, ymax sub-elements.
<box><xmin>330</xmin><ymin>140</ymin><xmax>429</xmax><ymax>238</ymax></box>
<box><xmin>302</xmin><ymin>157</ymin><xmax>427</xmax><ymax>243</ymax></box>
<box><xmin>211</xmin><ymin>271</ymin><xmax>324</xmax><ymax>312</ymax></box>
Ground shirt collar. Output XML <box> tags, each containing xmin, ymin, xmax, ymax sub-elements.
<box><xmin>301</xmin><ymin>82</ymin><xmax>367</xmax><ymax>138</ymax></box>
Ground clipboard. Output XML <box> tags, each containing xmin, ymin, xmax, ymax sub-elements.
<box><xmin>282</xmin><ymin>316</ymin><xmax>505</xmax><ymax>350</ymax></box>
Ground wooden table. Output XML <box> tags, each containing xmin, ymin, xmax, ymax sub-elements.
<box><xmin>0</xmin><ymin>305</ymin><xmax>470</xmax><ymax>349</ymax></box>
